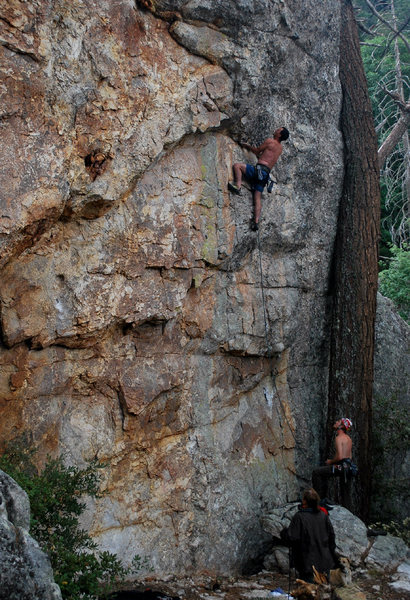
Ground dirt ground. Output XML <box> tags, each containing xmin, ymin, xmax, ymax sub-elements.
<box><xmin>354</xmin><ymin>569</ymin><xmax>410</xmax><ymax>600</ymax></box>
<box><xmin>112</xmin><ymin>568</ymin><xmax>410</xmax><ymax>600</ymax></box>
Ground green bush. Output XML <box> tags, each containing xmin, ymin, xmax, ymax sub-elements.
<box><xmin>379</xmin><ymin>245</ymin><xmax>410</xmax><ymax>322</ymax></box>
<box><xmin>0</xmin><ymin>445</ymin><xmax>146</xmax><ymax>600</ymax></box>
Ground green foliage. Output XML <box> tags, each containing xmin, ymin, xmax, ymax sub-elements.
<box><xmin>358</xmin><ymin>0</ymin><xmax>409</xmax><ymax>250</ymax></box>
<box><xmin>360</xmin><ymin>35</ymin><xmax>409</xmax><ymax>105</ymax></box>
<box><xmin>0</xmin><ymin>445</ymin><xmax>146</xmax><ymax>600</ymax></box>
<box><xmin>378</xmin><ymin>244</ymin><xmax>410</xmax><ymax>321</ymax></box>
<box><xmin>355</xmin><ymin>0</ymin><xmax>410</xmax><ymax>30</ymax></box>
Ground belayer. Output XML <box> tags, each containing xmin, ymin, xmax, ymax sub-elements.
<box><xmin>312</xmin><ymin>417</ymin><xmax>358</xmax><ymax>506</ymax></box>
<box><xmin>228</xmin><ymin>127</ymin><xmax>289</xmax><ymax>231</ymax></box>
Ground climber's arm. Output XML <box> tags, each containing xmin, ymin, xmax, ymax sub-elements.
<box><xmin>241</xmin><ymin>141</ymin><xmax>267</xmax><ymax>157</ymax></box>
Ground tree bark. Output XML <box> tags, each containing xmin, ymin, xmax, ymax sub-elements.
<box><xmin>327</xmin><ymin>0</ymin><xmax>381</xmax><ymax>521</ymax></box>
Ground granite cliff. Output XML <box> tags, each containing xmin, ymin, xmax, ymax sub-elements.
<box><xmin>0</xmin><ymin>0</ymin><xmax>392</xmax><ymax>579</ymax></box>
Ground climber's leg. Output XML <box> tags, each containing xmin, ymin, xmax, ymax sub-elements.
<box><xmin>312</xmin><ymin>464</ymin><xmax>334</xmax><ymax>500</ymax></box>
<box><xmin>253</xmin><ymin>189</ymin><xmax>262</xmax><ymax>225</ymax></box>
<box><xmin>228</xmin><ymin>162</ymin><xmax>247</xmax><ymax>194</ymax></box>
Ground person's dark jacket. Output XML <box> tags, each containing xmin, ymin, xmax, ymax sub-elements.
<box><xmin>283</xmin><ymin>507</ymin><xmax>336</xmax><ymax>577</ymax></box>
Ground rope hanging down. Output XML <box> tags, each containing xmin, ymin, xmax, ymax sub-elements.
<box><xmin>256</xmin><ymin>229</ymin><xmax>296</xmax><ymax>443</ymax></box>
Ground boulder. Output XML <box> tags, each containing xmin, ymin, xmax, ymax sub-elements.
<box><xmin>328</xmin><ymin>506</ymin><xmax>369</xmax><ymax>566</ymax></box>
<box><xmin>0</xmin><ymin>469</ymin><xmax>30</xmax><ymax>530</ymax></box>
<box><xmin>389</xmin><ymin>560</ymin><xmax>410</xmax><ymax>594</ymax></box>
<box><xmin>0</xmin><ymin>0</ymin><xmax>345</xmax><ymax>577</ymax></box>
<box><xmin>0</xmin><ymin>469</ymin><xmax>62</xmax><ymax>600</ymax></box>
<box><xmin>365</xmin><ymin>534</ymin><xmax>408</xmax><ymax>571</ymax></box>
<box><xmin>263</xmin><ymin>546</ymin><xmax>291</xmax><ymax>573</ymax></box>
<box><xmin>260</xmin><ymin>503</ymin><xmax>299</xmax><ymax>539</ymax></box>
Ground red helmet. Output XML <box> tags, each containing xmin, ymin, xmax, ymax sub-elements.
<box><xmin>341</xmin><ymin>417</ymin><xmax>352</xmax><ymax>431</ymax></box>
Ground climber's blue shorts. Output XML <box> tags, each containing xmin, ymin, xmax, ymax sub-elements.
<box><xmin>245</xmin><ymin>163</ymin><xmax>271</xmax><ymax>192</ymax></box>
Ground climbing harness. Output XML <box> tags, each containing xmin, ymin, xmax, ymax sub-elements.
<box><xmin>332</xmin><ymin>458</ymin><xmax>358</xmax><ymax>483</ymax></box>
<box><xmin>255</xmin><ymin>163</ymin><xmax>270</xmax><ymax>183</ymax></box>
<box><xmin>267</xmin><ymin>175</ymin><xmax>275</xmax><ymax>193</ymax></box>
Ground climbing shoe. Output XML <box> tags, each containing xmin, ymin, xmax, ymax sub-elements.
<box><xmin>251</xmin><ymin>220</ymin><xmax>259</xmax><ymax>231</ymax></box>
<box><xmin>228</xmin><ymin>182</ymin><xmax>241</xmax><ymax>195</ymax></box>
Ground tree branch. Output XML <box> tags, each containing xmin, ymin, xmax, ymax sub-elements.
<box><xmin>356</xmin><ymin>20</ymin><xmax>376</xmax><ymax>36</ymax></box>
<box><xmin>380</xmin><ymin>87</ymin><xmax>407</xmax><ymax>110</ymax></box>
<box><xmin>360</xmin><ymin>42</ymin><xmax>384</xmax><ymax>48</ymax></box>
<box><xmin>364</xmin><ymin>0</ymin><xmax>410</xmax><ymax>53</ymax></box>
<box><xmin>378</xmin><ymin>106</ymin><xmax>410</xmax><ymax>168</ymax></box>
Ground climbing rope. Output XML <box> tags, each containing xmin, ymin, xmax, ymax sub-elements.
<box><xmin>256</xmin><ymin>228</ymin><xmax>296</xmax><ymax>444</ymax></box>
<box><xmin>228</xmin><ymin>177</ymin><xmax>296</xmax><ymax>444</ymax></box>
<box><xmin>256</xmin><ymin>228</ymin><xmax>271</xmax><ymax>356</ymax></box>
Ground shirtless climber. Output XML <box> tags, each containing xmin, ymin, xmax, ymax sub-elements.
<box><xmin>228</xmin><ymin>127</ymin><xmax>289</xmax><ymax>231</ymax></box>
<box><xmin>312</xmin><ymin>417</ymin><xmax>356</xmax><ymax>505</ymax></box>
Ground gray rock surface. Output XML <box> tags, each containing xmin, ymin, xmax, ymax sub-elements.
<box><xmin>262</xmin><ymin>501</ymin><xmax>410</xmax><ymax>589</ymax></box>
<box><xmin>260</xmin><ymin>503</ymin><xmax>299</xmax><ymax>539</ymax></box>
<box><xmin>0</xmin><ymin>0</ymin><xmax>406</xmax><ymax>583</ymax></box>
<box><xmin>0</xmin><ymin>470</ymin><xmax>62</xmax><ymax>600</ymax></box>
<box><xmin>365</xmin><ymin>534</ymin><xmax>408</xmax><ymax>571</ymax></box>
<box><xmin>374</xmin><ymin>294</ymin><xmax>410</xmax><ymax>403</ymax></box>
<box><xmin>389</xmin><ymin>561</ymin><xmax>410</xmax><ymax>594</ymax></box>
<box><xmin>373</xmin><ymin>293</ymin><xmax>410</xmax><ymax>521</ymax></box>
<box><xmin>0</xmin><ymin>0</ymin><xmax>343</xmax><ymax>577</ymax></box>
<box><xmin>328</xmin><ymin>506</ymin><xmax>369</xmax><ymax>566</ymax></box>
<box><xmin>263</xmin><ymin>545</ymin><xmax>291</xmax><ymax>573</ymax></box>
<box><xmin>0</xmin><ymin>470</ymin><xmax>30</xmax><ymax>530</ymax></box>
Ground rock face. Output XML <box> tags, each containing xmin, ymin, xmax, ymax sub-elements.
<box><xmin>0</xmin><ymin>470</ymin><xmax>62</xmax><ymax>600</ymax></box>
<box><xmin>390</xmin><ymin>561</ymin><xmax>410</xmax><ymax>594</ymax></box>
<box><xmin>372</xmin><ymin>293</ymin><xmax>410</xmax><ymax>521</ymax></box>
<box><xmin>0</xmin><ymin>0</ymin><xmax>365</xmax><ymax>579</ymax></box>
<box><xmin>365</xmin><ymin>533</ymin><xmax>408</xmax><ymax>571</ymax></box>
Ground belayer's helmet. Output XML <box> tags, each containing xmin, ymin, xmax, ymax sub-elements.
<box><xmin>341</xmin><ymin>417</ymin><xmax>352</xmax><ymax>431</ymax></box>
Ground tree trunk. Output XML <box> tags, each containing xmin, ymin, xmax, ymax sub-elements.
<box><xmin>327</xmin><ymin>0</ymin><xmax>381</xmax><ymax>521</ymax></box>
